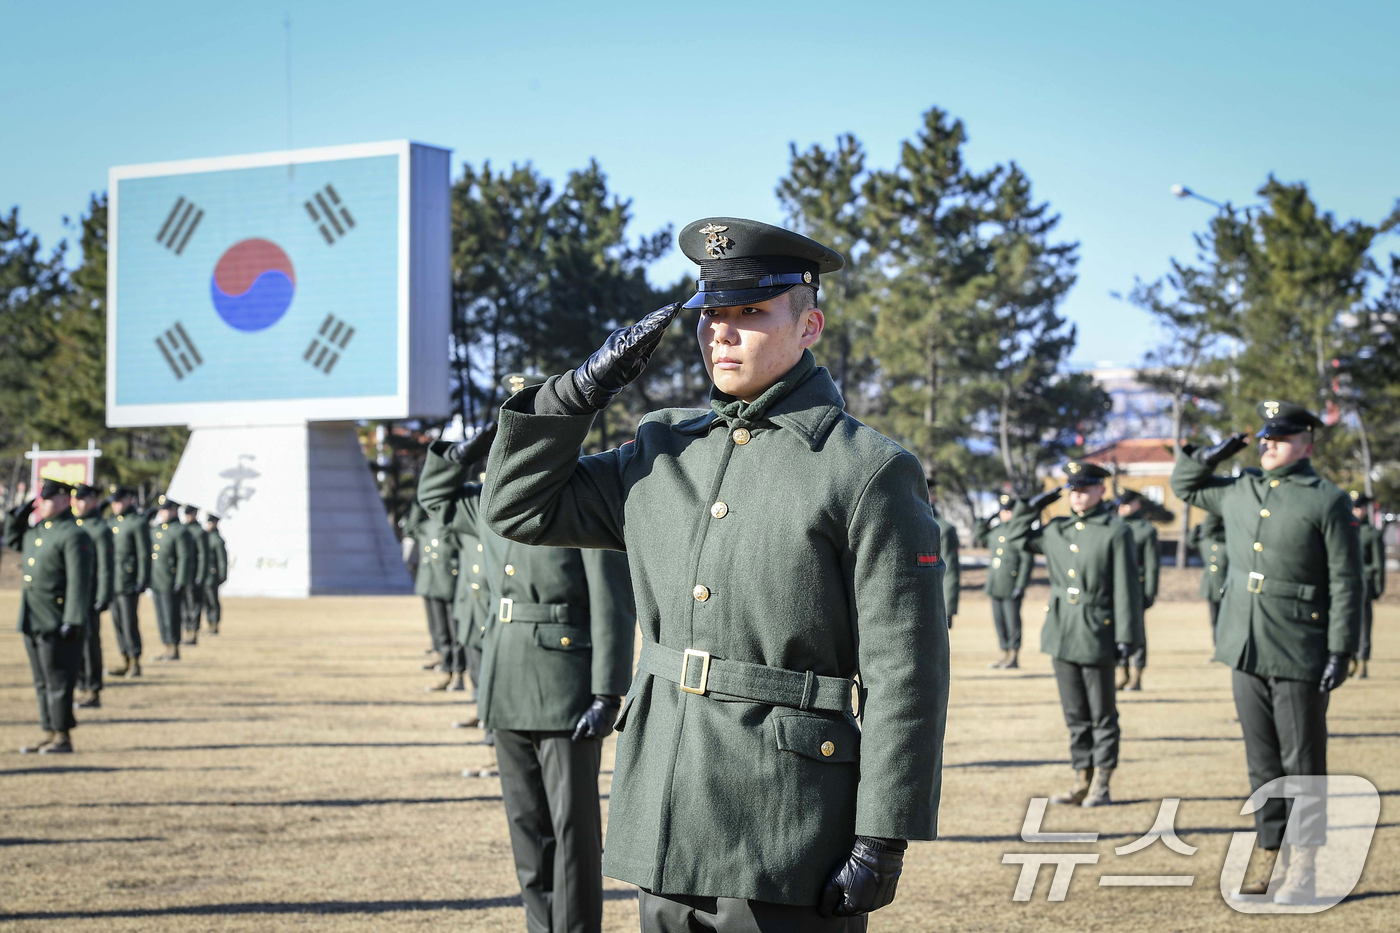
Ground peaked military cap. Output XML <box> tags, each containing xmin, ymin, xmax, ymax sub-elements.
<box><xmin>1062</xmin><ymin>459</ymin><xmax>1111</xmax><ymax>488</ymax></box>
<box><xmin>37</xmin><ymin>479</ymin><xmax>75</xmax><ymax>498</ymax></box>
<box><xmin>182</xmin><ymin>504</ymin><xmax>199</xmax><ymax>516</ymax></box>
<box><xmin>678</xmin><ymin>217</ymin><xmax>844</xmax><ymax>310</ymax></box>
<box><xmin>1256</xmin><ymin>399</ymin><xmax>1324</xmax><ymax>438</ymax></box>
<box><xmin>997</xmin><ymin>493</ymin><xmax>1014</xmax><ymax>508</ymax></box>
<box><xmin>1116</xmin><ymin>488</ymin><xmax>1142</xmax><ymax>505</ymax></box>
<box><xmin>501</xmin><ymin>372</ymin><xmax>546</xmax><ymax>397</ymax></box>
<box><xmin>1350</xmin><ymin>490</ymin><xmax>1374</xmax><ymax>507</ymax></box>
<box><xmin>73</xmin><ymin>483</ymin><xmax>101</xmax><ymax>498</ymax></box>
<box><xmin>109</xmin><ymin>483</ymin><xmax>137</xmax><ymax>499</ymax></box>
<box><xmin>158</xmin><ymin>495</ymin><xmax>180</xmax><ymax>509</ymax></box>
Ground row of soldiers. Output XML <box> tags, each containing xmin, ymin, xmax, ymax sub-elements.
<box><xmin>4</xmin><ymin>482</ymin><xmax>227</xmax><ymax>754</ymax></box>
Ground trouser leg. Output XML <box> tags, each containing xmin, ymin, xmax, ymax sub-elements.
<box><xmin>1052</xmin><ymin>658</ymin><xmax>1095</xmax><ymax>770</ymax></box>
<box><xmin>425</xmin><ymin>597</ymin><xmax>452</xmax><ymax>658</ymax></box>
<box><xmin>24</xmin><ymin>633</ymin><xmax>55</xmax><ymax>732</ymax></box>
<box><xmin>1083</xmin><ymin>663</ymin><xmax>1119</xmax><ymax>768</ymax></box>
<box><xmin>496</xmin><ymin>728</ymin><xmax>557</xmax><ymax>933</ymax></box>
<box><xmin>991</xmin><ymin>599</ymin><xmax>1011</xmax><ymax>650</ymax></box>
<box><xmin>1272</xmin><ymin>676</ymin><xmax>1329</xmax><ymax>847</ymax></box>
<box><xmin>1359</xmin><ymin>599</ymin><xmax>1372</xmax><ymax>661</ymax></box>
<box><xmin>153</xmin><ymin>590</ymin><xmax>177</xmax><ymax>645</ymax></box>
<box><xmin>1007</xmin><ymin>596</ymin><xmax>1022</xmax><ymax>650</ymax></box>
<box><xmin>444</xmin><ymin>611</ymin><xmax>466</xmax><ymax>674</ymax></box>
<box><xmin>638</xmin><ymin>889</ymin><xmax>868</xmax><ymax>933</ymax></box>
<box><xmin>1233</xmin><ymin>669</ymin><xmax>1287</xmax><ymax>849</ymax></box>
<box><xmin>204</xmin><ymin>584</ymin><xmax>221</xmax><ymax>626</ymax></box>
<box><xmin>79</xmin><ymin>607</ymin><xmax>103</xmax><ymax>692</ymax></box>
<box><xmin>537</xmin><ymin>732</ymin><xmax>604</xmax><ymax>933</ymax></box>
<box><xmin>1129</xmin><ymin>640</ymin><xmax>1146</xmax><ymax>669</ymax></box>
<box><xmin>111</xmin><ymin>595</ymin><xmax>132</xmax><ymax>656</ymax></box>
<box><xmin>1208</xmin><ymin>601</ymin><xmax>1220</xmax><ymax>646</ymax></box>
<box><xmin>183</xmin><ymin>585</ymin><xmax>204</xmax><ymax>632</ymax></box>
<box><xmin>29</xmin><ymin>632</ymin><xmax>80</xmax><ymax>732</ymax></box>
<box><xmin>467</xmin><ymin>645</ymin><xmax>483</xmax><ymax>691</ymax></box>
<box><xmin>113</xmin><ymin>594</ymin><xmax>142</xmax><ymax>657</ymax></box>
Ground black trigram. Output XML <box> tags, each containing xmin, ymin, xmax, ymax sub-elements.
<box><xmin>155</xmin><ymin>322</ymin><xmax>204</xmax><ymax>379</ymax></box>
<box><xmin>304</xmin><ymin>314</ymin><xmax>354</xmax><ymax>374</ymax></box>
<box><xmin>303</xmin><ymin>184</ymin><xmax>356</xmax><ymax>245</ymax></box>
<box><xmin>155</xmin><ymin>197</ymin><xmax>204</xmax><ymax>255</ymax></box>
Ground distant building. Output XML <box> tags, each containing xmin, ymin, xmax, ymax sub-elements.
<box><xmin>1083</xmin><ymin>366</ymin><xmax>1175</xmax><ymax>443</ymax></box>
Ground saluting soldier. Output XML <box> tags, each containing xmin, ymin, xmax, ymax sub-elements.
<box><xmin>480</xmin><ymin>218</ymin><xmax>949</xmax><ymax>930</ymax></box>
<box><xmin>178</xmin><ymin>505</ymin><xmax>209</xmax><ymax>644</ymax></box>
<box><xmin>1115</xmin><ymin>489</ymin><xmax>1159</xmax><ymax>690</ymax></box>
<box><xmin>1350</xmin><ymin>491</ymin><xmax>1385</xmax><ymax>680</ymax></box>
<box><xmin>1171</xmin><ymin>401</ymin><xmax>1362</xmax><ymax>903</ymax></box>
<box><xmin>203</xmin><ymin>515</ymin><xmax>228</xmax><ymax>634</ymax></box>
<box><xmin>105</xmin><ymin>485</ymin><xmax>150</xmax><ymax>678</ymax></box>
<box><xmin>404</xmin><ymin>501</ymin><xmax>463</xmax><ymax>690</ymax></box>
<box><xmin>1004</xmin><ymin>461</ymin><xmax>1143</xmax><ymax>808</ymax></box>
<box><xmin>71</xmin><ymin>484</ymin><xmax>113</xmax><ymax>709</ymax></box>
<box><xmin>421</xmin><ymin>412</ymin><xmax>636</xmax><ymax>933</ymax></box>
<box><xmin>1190</xmin><ymin>512</ymin><xmax>1229</xmax><ymax>651</ymax></box>
<box><xmin>927</xmin><ymin>484</ymin><xmax>960</xmax><ymax>629</ymax></box>
<box><xmin>451</xmin><ymin>465</ymin><xmax>497</xmax><ymax>730</ymax></box>
<box><xmin>4</xmin><ymin>480</ymin><xmax>95</xmax><ymax>754</ymax></box>
<box><xmin>149</xmin><ymin>498</ymin><xmax>195</xmax><ymax>662</ymax></box>
<box><xmin>984</xmin><ymin>493</ymin><xmax>1028</xmax><ymax>669</ymax></box>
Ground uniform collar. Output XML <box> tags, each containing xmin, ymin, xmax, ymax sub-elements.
<box><xmin>1262</xmin><ymin>458</ymin><xmax>1320</xmax><ymax>486</ymax></box>
<box><xmin>1071</xmin><ymin>502</ymin><xmax>1113</xmax><ymax>523</ymax></box>
<box><xmin>673</xmin><ymin>361</ymin><xmax>846</xmax><ymax>451</ymax></box>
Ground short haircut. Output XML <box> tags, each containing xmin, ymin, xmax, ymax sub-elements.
<box><xmin>787</xmin><ymin>285</ymin><xmax>817</xmax><ymax>321</ymax></box>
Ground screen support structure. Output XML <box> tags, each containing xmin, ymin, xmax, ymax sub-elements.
<box><xmin>165</xmin><ymin>423</ymin><xmax>411</xmax><ymax>597</ymax></box>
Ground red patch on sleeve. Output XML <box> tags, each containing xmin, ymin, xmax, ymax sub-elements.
<box><xmin>917</xmin><ymin>553</ymin><xmax>940</xmax><ymax>566</ymax></box>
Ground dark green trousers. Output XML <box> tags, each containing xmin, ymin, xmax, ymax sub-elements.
<box><xmin>23</xmin><ymin>631</ymin><xmax>81</xmax><ymax>732</ymax></box>
<box><xmin>78</xmin><ymin>607</ymin><xmax>103</xmax><ymax>692</ymax></box>
<box><xmin>204</xmin><ymin>583</ymin><xmax>222</xmax><ymax>626</ymax></box>
<box><xmin>496</xmin><ymin>728</ymin><xmax>603</xmax><ymax>933</ymax></box>
<box><xmin>111</xmin><ymin>593</ymin><xmax>143</xmax><ymax>657</ymax></box>
<box><xmin>1231</xmin><ymin>669</ymin><xmax>1329</xmax><ymax>849</ymax></box>
<box><xmin>639</xmin><ymin>890</ymin><xmax>867</xmax><ymax>932</ymax></box>
<box><xmin>1208</xmin><ymin>601</ymin><xmax>1220</xmax><ymax>646</ymax></box>
<box><xmin>990</xmin><ymin>596</ymin><xmax>1022</xmax><ymax>650</ymax></box>
<box><xmin>152</xmin><ymin>588</ymin><xmax>181</xmax><ymax>645</ymax></box>
<box><xmin>1359</xmin><ymin>599</ymin><xmax>1373</xmax><ymax>660</ymax></box>
<box><xmin>182</xmin><ymin>583</ymin><xmax>205</xmax><ymax>632</ymax></box>
<box><xmin>1051</xmin><ymin>659</ymin><xmax>1119</xmax><ymax>769</ymax></box>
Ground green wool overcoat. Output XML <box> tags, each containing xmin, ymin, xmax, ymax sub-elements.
<box><xmin>76</xmin><ymin>515</ymin><xmax>114</xmax><ymax>607</ymax></box>
<box><xmin>405</xmin><ymin>503</ymin><xmax>458</xmax><ymax>601</ymax></box>
<box><xmin>1360</xmin><ymin>523</ymin><xmax>1386</xmax><ymax>601</ymax></box>
<box><xmin>182</xmin><ymin>522</ymin><xmax>209</xmax><ymax>584</ymax></box>
<box><xmin>4</xmin><ymin>506</ymin><xmax>94</xmax><ymax>634</ymax></box>
<box><xmin>452</xmin><ymin>520</ymin><xmax>492</xmax><ymax>650</ymax></box>
<box><xmin>480</xmin><ymin>358</ymin><xmax>949</xmax><ymax>906</ymax></box>
<box><xmin>1191</xmin><ymin>513</ymin><xmax>1228</xmax><ymax>603</ymax></box>
<box><xmin>983</xmin><ymin>520</ymin><xmax>1028</xmax><ymax>599</ymax></box>
<box><xmin>149</xmin><ymin>521</ymin><xmax>195</xmax><ymax>592</ymax></box>
<box><xmin>1171</xmin><ymin>454</ymin><xmax>1362</xmax><ymax>680</ymax></box>
<box><xmin>1122</xmin><ymin>513</ymin><xmax>1160</xmax><ymax>605</ymax></box>
<box><xmin>419</xmin><ymin>456</ymin><xmax>635</xmax><ymax>731</ymax></box>
<box><xmin>108</xmin><ymin>512</ymin><xmax>151</xmax><ymax>595</ymax></box>
<box><xmin>1004</xmin><ymin>500</ymin><xmax>1143</xmax><ymax>665</ymax></box>
<box><xmin>932</xmin><ymin>509</ymin><xmax>960</xmax><ymax>617</ymax></box>
<box><xmin>205</xmin><ymin>529</ymin><xmax>229</xmax><ymax>585</ymax></box>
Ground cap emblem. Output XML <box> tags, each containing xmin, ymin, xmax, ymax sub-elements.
<box><xmin>1067</xmin><ymin>462</ymin><xmax>1081</xmax><ymax>474</ymax></box>
<box><xmin>1263</xmin><ymin>400</ymin><xmax>1280</xmax><ymax>418</ymax></box>
<box><xmin>1351</xmin><ymin>490</ymin><xmax>1361</xmax><ymax>500</ymax></box>
<box><xmin>699</xmin><ymin>223</ymin><xmax>733</xmax><ymax>259</ymax></box>
<box><xmin>509</xmin><ymin>375</ymin><xmax>526</xmax><ymax>395</ymax></box>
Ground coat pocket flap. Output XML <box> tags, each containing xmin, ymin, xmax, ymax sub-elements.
<box><xmin>774</xmin><ymin>714</ymin><xmax>860</xmax><ymax>763</ymax></box>
<box><xmin>533</xmin><ymin>624</ymin><xmax>591</xmax><ymax>652</ymax></box>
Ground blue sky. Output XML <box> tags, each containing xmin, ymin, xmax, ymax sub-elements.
<box><xmin>6</xmin><ymin>0</ymin><xmax>1399</xmax><ymax>365</ymax></box>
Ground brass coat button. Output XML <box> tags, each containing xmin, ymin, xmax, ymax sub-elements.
<box><xmin>1254</xmin><ymin>542</ymin><xmax>1263</xmax><ymax>552</ymax></box>
<box><xmin>471</xmin><ymin>583</ymin><xmax>480</xmax><ymax>591</ymax></box>
<box><xmin>1069</xmin><ymin>544</ymin><xmax>1079</xmax><ymax>553</ymax></box>
<box><xmin>1211</xmin><ymin>544</ymin><xmax>1218</xmax><ymax>551</ymax></box>
<box><xmin>560</xmin><ymin>637</ymin><xmax>571</xmax><ymax>647</ymax></box>
<box><xmin>1270</xmin><ymin>480</ymin><xmax>1280</xmax><ymax>487</ymax></box>
<box><xmin>693</xmin><ymin>584</ymin><xmax>710</xmax><ymax>602</ymax></box>
<box><xmin>477</xmin><ymin>544</ymin><xmax>483</xmax><ymax>552</ymax></box>
<box><xmin>710</xmin><ymin>501</ymin><xmax>729</xmax><ymax>519</ymax></box>
<box><xmin>153</xmin><ymin>554</ymin><xmax>160</xmax><ymax>561</ymax></box>
<box><xmin>23</xmin><ymin>574</ymin><xmax>31</xmax><ymax>582</ymax></box>
<box><xmin>156</xmin><ymin>531</ymin><xmax>163</xmax><ymax>538</ymax></box>
<box><xmin>732</xmin><ymin>428</ymin><xmax>751</xmax><ymax>446</ymax></box>
<box><xmin>1311</xmin><ymin>612</ymin><xmax>1319</xmax><ymax>620</ymax></box>
<box><xmin>995</xmin><ymin>547</ymin><xmax>1003</xmax><ymax>555</ymax></box>
<box><xmin>1210</xmin><ymin>565</ymin><xmax>1218</xmax><ymax>572</ymax></box>
<box><xmin>75</xmin><ymin>520</ymin><xmax>83</xmax><ymax>526</ymax></box>
<box><xmin>820</xmin><ymin>741</ymin><xmax>835</xmax><ymax>757</ymax></box>
<box><xmin>1067</xmin><ymin>569</ymin><xmax>1076</xmax><ymax>578</ymax></box>
<box><xmin>56</xmin><ymin>597</ymin><xmax>62</xmax><ymax>605</ymax></box>
<box><xmin>998</xmin><ymin>535</ymin><xmax>1006</xmax><ymax>543</ymax></box>
<box><xmin>1075</xmin><ymin>522</ymin><xmax>1085</xmax><ymax>530</ymax></box>
<box><xmin>154</xmin><ymin>544</ymin><xmax>160</xmax><ymax>551</ymax></box>
<box><xmin>44</xmin><ymin>522</ymin><xmax>52</xmax><ymax>529</ymax></box>
<box><xmin>472</xmin><ymin>564</ymin><xmax>480</xmax><ymax>574</ymax></box>
<box><xmin>505</xmin><ymin>564</ymin><xmax>516</xmax><ymax>576</ymax></box>
<box><xmin>34</xmin><ymin>539</ymin><xmax>41</xmax><ymax>546</ymax></box>
<box><xmin>1104</xmin><ymin>618</ymin><xmax>1112</xmax><ymax>626</ymax></box>
<box><xmin>27</xmin><ymin>558</ymin><xmax>34</xmax><ymax>566</ymax></box>
<box><xmin>1260</xmin><ymin>509</ymin><xmax>1270</xmax><ymax>518</ymax></box>
<box><xmin>431</xmin><ymin>538</ymin><xmax>439</xmax><ymax>546</ymax></box>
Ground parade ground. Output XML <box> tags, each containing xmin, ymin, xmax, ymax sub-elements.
<box><xmin>1</xmin><ymin>568</ymin><xmax>1396</xmax><ymax>932</ymax></box>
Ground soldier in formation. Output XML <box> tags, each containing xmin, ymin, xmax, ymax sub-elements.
<box><xmin>1190</xmin><ymin>511</ymin><xmax>1228</xmax><ymax>651</ymax></box>
<box><xmin>178</xmin><ymin>504</ymin><xmax>209</xmax><ymax>644</ymax></box>
<box><xmin>1172</xmin><ymin>400</ymin><xmax>1362</xmax><ymax>903</ymax></box>
<box><xmin>104</xmin><ymin>485</ymin><xmax>149</xmax><ymax>677</ymax></box>
<box><xmin>71</xmin><ymin>484</ymin><xmax>113</xmax><ymax>709</ymax></box>
<box><xmin>927</xmin><ymin>484</ymin><xmax>960</xmax><ymax>629</ymax></box>
<box><xmin>421</xmin><ymin>407</ymin><xmax>636</xmax><ymax>933</ymax></box>
<box><xmin>1114</xmin><ymin>489</ymin><xmax>1159</xmax><ymax>690</ymax></box>
<box><xmin>450</xmin><ymin>460</ymin><xmax>499</xmax><ymax>735</ymax></box>
<box><xmin>1003</xmin><ymin>460</ymin><xmax>1143</xmax><ymax>808</ymax></box>
<box><xmin>479</xmin><ymin>218</ymin><xmax>949</xmax><ymax>931</ymax></box>
<box><xmin>404</xmin><ymin>501</ymin><xmax>463</xmax><ymax>689</ymax></box>
<box><xmin>5</xmin><ymin>479</ymin><xmax>95</xmax><ymax>755</ymax></box>
<box><xmin>149</xmin><ymin>497</ymin><xmax>195</xmax><ymax>661</ymax></box>
<box><xmin>981</xmin><ymin>493</ymin><xmax>1028</xmax><ymax>669</ymax></box>
<box><xmin>203</xmin><ymin>514</ymin><xmax>228</xmax><ymax>635</ymax></box>
<box><xmin>1350</xmin><ymin>490</ymin><xmax>1385</xmax><ymax>680</ymax></box>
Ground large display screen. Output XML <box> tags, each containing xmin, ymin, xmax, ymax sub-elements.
<box><xmin>108</xmin><ymin>141</ymin><xmax>450</xmax><ymax>426</ymax></box>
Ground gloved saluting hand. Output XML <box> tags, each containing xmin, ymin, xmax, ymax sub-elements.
<box><xmin>1116</xmin><ymin>642</ymin><xmax>1132</xmax><ymax>663</ymax></box>
<box><xmin>1025</xmin><ymin>488</ymin><xmax>1062</xmax><ymax>513</ymax></box>
<box><xmin>1319</xmin><ymin>653</ymin><xmax>1350</xmax><ymax>693</ymax></box>
<box><xmin>818</xmin><ymin>836</ymin><xmax>907</xmax><ymax>917</ymax></box>
<box><xmin>572</xmin><ymin>303</ymin><xmax>683</xmax><ymax>411</ymax></box>
<box><xmin>1192</xmin><ymin>433</ymin><xmax>1249</xmax><ymax>470</ymax></box>
<box><xmin>571</xmin><ymin>695</ymin><xmax>622</xmax><ymax>741</ymax></box>
<box><xmin>445</xmin><ymin>422</ymin><xmax>498</xmax><ymax>466</ymax></box>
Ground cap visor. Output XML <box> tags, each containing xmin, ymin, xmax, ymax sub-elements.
<box><xmin>683</xmin><ymin>284</ymin><xmax>797</xmax><ymax>310</ymax></box>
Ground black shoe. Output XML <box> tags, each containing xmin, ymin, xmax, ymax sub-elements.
<box><xmin>76</xmin><ymin>692</ymin><xmax>101</xmax><ymax>709</ymax></box>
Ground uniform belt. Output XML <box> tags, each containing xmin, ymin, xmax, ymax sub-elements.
<box><xmin>638</xmin><ymin>641</ymin><xmax>853</xmax><ymax>714</ymax></box>
<box><xmin>1234</xmin><ymin>571</ymin><xmax>1317</xmax><ymax>601</ymax></box>
<box><xmin>1051</xmin><ymin>585</ymin><xmax>1107</xmax><ymax>607</ymax></box>
<box><xmin>496</xmin><ymin>598</ymin><xmax>584</xmax><ymax>625</ymax></box>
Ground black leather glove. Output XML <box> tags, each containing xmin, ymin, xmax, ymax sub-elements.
<box><xmin>572</xmin><ymin>303</ymin><xmax>683</xmax><ymax>411</ymax></box>
<box><xmin>1025</xmin><ymin>488</ymin><xmax>1062</xmax><ymax>513</ymax></box>
<box><xmin>58</xmin><ymin>624</ymin><xmax>78</xmax><ymax>640</ymax></box>
<box><xmin>9</xmin><ymin>498</ymin><xmax>36</xmax><ymax>520</ymax></box>
<box><xmin>1011</xmin><ymin>589</ymin><xmax>1025</xmax><ymax>601</ymax></box>
<box><xmin>1143</xmin><ymin>596</ymin><xmax>1155</xmax><ymax>610</ymax></box>
<box><xmin>1319</xmin><ymin>653</ymin><xmax>1350</xmax><ymax>692</ymax></box>
<box><xmin>571</xmin><ymin>695</ymin><xmax>622</xmax><ymax>741</ymax></box>
<box><xmin>446</xmin><ymin>422</ymin><xmax>498</xmax><ymax>465</ymax></box>
<box><xmin>173</xmin><ymin>586</ymin><xmax>184</xmax><ymax>598</ymax></box>
<box><xmin>94</xmin><ymin>600</ymin><xmax>110</xmax><ymax>613</ymax></box>
<box><xmin>1116</xmin><ymin>642</ymin><xmax>1132</xmax><ymax>663</ymax></box>
<box><xmin>1193</xmin><ymin>433</ymin><xmax>1249</xmax><ymax>470</ymax></box>
<box><xmin>946</xmin><ymin>614</ymin><xmax>954</xmax><ymax>631</ymax></box>
<box><xmin>818</xmin><ymin>836</ymin><xmax>907</xmax><ymax>917</ymax></box>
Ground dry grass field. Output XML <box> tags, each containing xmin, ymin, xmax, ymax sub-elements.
<box><xmin>0</xmin><ymin>562</ymin><xmax>1395</xmax><ymax>931</ymax></box>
